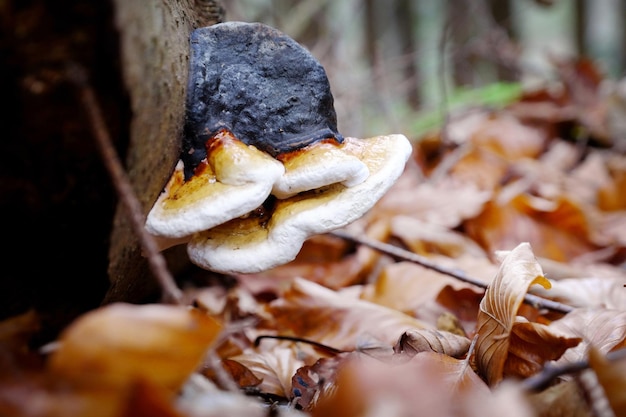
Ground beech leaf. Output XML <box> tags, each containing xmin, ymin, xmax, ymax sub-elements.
<box><xmin>267</xmin><ymin>277</ymin><xmax>429</xmax><ymax>351</ymax></box>
<box><xmin>549</xmin><ymin>308</ymin><xmax>626</xmax><ymax>363</ymax></box>
<box><xmin>311</xmin><ymin>352</ymin><xmax>490</xmax><ymax>417</ymax></box>
<box><xmin>393</xmin><ymin>329</ymin><xmax>471</xmax><ymax>359</ymax></box>
<box><xmin>474</xmin><ymin>242</ymin><xmax>553</xmax><ymax>385</ymax></box>
<box><xmin>48</xmin><ymin>303</ymin><xmax>222</xmax><ymax>391</ymax></box>
<box><xmin>227</xmin><ymin>346</ymin><xmax>305</xmax><ymax>398</ymax></box>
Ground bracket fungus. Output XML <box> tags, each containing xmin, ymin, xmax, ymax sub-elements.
<box><xmin>145</xmin><ymin>22</ymin><xmax>412</xmax><ymax>274</ymax></box>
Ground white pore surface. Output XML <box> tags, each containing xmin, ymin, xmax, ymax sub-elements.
<box><xmin>187</xmin><ymin>134</ymin><xmax>413</xmax><ymax>273</ymax></box>
<box><xmin>272</xmin><ymin>145</ymin><xmax>369</xmax><ymax>199</ymax></box>
<box><xmin>145</xmin><ymin>159</ymin><xmax>284</xmax><ymax>238</ymax></box>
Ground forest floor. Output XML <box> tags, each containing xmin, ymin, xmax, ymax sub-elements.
<box><xmin>1</xmin><ymin>1</ymin><xmax>626</xmax><ymax>417</ymax></box>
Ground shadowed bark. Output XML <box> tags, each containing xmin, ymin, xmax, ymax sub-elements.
<box><xmin>105</xmin><ymin>0</ymin><xmax>223</xmax><ymax>303</ymax></box>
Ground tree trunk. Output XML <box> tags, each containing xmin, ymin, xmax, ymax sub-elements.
<box><xmin>104</xmin><ymin>0</ymin><xmax>223</xmax><ymax>303</ymax></box>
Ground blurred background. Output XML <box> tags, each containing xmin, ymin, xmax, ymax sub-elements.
<box><xmin>225</xmin><ymin>0</ymin><xmax>625</xmax><ymax>140</ymax></box>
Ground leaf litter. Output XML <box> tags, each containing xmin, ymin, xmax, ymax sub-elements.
<box><xmin>1</xmin><ymin>58</ymin><xmax>626</xmax><ymax>416</ymax></box>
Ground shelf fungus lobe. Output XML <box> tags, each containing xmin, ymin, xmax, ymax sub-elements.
<box><xmin>145</xmin><ymin>22</ymin><xmax>413</xmax><ymax>273</ymax></box>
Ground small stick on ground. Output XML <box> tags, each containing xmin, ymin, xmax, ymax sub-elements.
<box><xmin>66</xmin><ymin>63</ymin><xmax>183</xmax><ymax>305</ymax></box>
<box><xmin>331</xmin><ymin>230</ymin><xmax>574</xmax><ymax>315</ymax></box>
<box><xmin>521</xmin><ymin>347</ymin><xmax>626</xmax><ymax>392</ymax></box>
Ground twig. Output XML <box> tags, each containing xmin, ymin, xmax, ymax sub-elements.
<box><xmin>330</xmin><ymin>230</ymin><xmax>574</xmax><ymax>315</ymax></box>
<box><xmin>521</xmin><ymin>347</ymin><xmax>626</xmax><ymax>392</ymax></box>
<box><xmin>255</xmin><ymin>335</ymin><xmax>345</xmax><ymax>356</ymax></box>
<box><xmin>66</xmin><ymin>63</ymin><xmax>183</xmax><ymax>305</ymax></box>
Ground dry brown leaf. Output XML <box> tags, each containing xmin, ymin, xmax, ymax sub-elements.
<box><xmin>227</xmin><ymin>346</ymin><xmax>305</xmax><ymax>398</ymax></box>
<box><xmin>372</xmin><ymin>172</ymin><xmax>492</xmax><ymax>229</ymax></box>
<box><xmin>290</xmin><ymin>354</ymin><xmax>348</xmax><ymax>410</ymax></box>
<box><xmin>0</xmin><ymin>304</ymin><xmax>222</xmax><ymax>417</ymax></box>
<box><xmin>475</xmin><ymin>242</ymin><xmax>561</xmax><ymax>385</ymax></box>
<box><xmin>390</xmin><ymin>215</ymin><xmax>487</xmax><ymax>258</ymax></box>
<box><xmin>505</xmin><ymin>317</ymin><xmax>581</xmax><ymax>379</ymax></box>
<box><xmin>393</xmin><ymin>328</ymin><xmax>471</xmax><ymax>359</ymax></box>
<box><xmin>220</xmin><ymin>359</ymin><xmax>263</xmax><ymax>389</ymax></box>
<box><xmin>360</xmin><ymin>262</ymin><xmax>461</xmax><ymax>315</ymax></box>
<box><xmin>531</xmin><ymin>275</ymin><xmax>626</xmax><ymax>309</ymax></box>
<box><xmin>465</xmin><ymin>193</ymin><xmax>598</xmax><ymax>262</ymax></box>
<box><xmin>48</xmin><ymin>303</ymin><xmax>222</xmax><ymax>390</ymax></box>
<box><xmin>120</xmin><ymin>379</ymin><xmax>184</xmax><ymax>417</ymax></box>
<box><xmin>526</xmin><ymin>380</ymin><xmax>592</xmax><ymax>417</ymax></box>
<box><xmin>463</xmin><ymin>112</ymin><xmax>548</xmax><ymax>160</ymax></box>
<box><xmin>549</xmin><ymin>308</ymin><xmax>626</xmax><ymax>363</ymax></box>
<box><xmin>588</xmin><ymin>346</ymin><xmax>626</xmax><ymax>416</ymax></box>
<box><xmin>311</xmin><ymin>352</ymin><xmax>490</xmax><ymax>417</ymax></box>
<box><xmin>445</xmin><ymin>112</ymin><xmax>548</xmax><ymax>190</ymax></box>
<box><xmin>267</xmin><ymin>277</ymin><xmax>429</xmax><ymax>351</ymax></box>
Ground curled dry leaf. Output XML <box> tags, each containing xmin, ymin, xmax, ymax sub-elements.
<box><xmin>267</xmin><ymin>277</ymin><xmax>429</xmax><ymax>351</ymax></box>
<box><xmin>393</xmin><ymin>329</ymin><xmax>471</xmax><ymax>359</ymax></box>
<box><xmin>48</xmin><ymin>303</ymin><xmax>222</xmax><ymax>391</ymax></box>
<box><xmin>474</xmin><ymin>242</ymin><xmax>580</xmax><ymax>385</ymax></box>
<box><xmin>291</xmin><ymin>354</ymin><xmax>348</xmax><ymax>410</ymax></box>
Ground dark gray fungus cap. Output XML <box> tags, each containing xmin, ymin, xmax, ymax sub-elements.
<box><xmin>183</xmin><ymin>21</ymin><xmax>343</xmax><ymax>174</ymax></box>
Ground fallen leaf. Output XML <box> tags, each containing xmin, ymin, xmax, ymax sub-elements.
<box><xmin>372</xmin><ymin>171</ymin><xmax>492</xmax><ymax>229</ymax></box>
<box><xmin>391</xmin><ymin>215</ymin><xmax>487</xmax><ymax>258</ymax></box>
<box><xmin>360</xmin><ymin>261</ymin><xmax>461</xmax><ymax>315</ymax></box>
<box><xmin>267</xmin><ymin>277</ymin><xmax>429</xmax><ymax>351</ymax></box>
<box><xmin>310</xmin><ymin>352</ymin><xmax>491</xmax><ymax>417</ymax></box>
<box><xmin>227</xmin><ymin>346</ymin><xmax>305</xmax><ymax>398</ymax></box>
<box><xmin>549</xmin><ymin>308</ymin><xmax>626</xmax><ymax>363</ymax></box>
<box><xmin>505</xmin><ymin>317</ymin><xmax>580</xmax><ymax>379</ymax></box>
<box><xmin>220</xmin><ymin>359</ymin><xmax>263</xmax><ymax>389</ymax></box>
<box><xmin>525</xmin><ymin>380</ymin><xmax>593</xmax><ymax>417</ymax></box>
<box><xmin>465</xmin><ymin>193</ymin><xmax>598</xmax><ymax>262</ymax></box>
<box><xmin>291</xmin><ymin>354</ymin><xmax>348</xmax><ymax>410</ymax></box>
<box><xmin>475</xmin><ymin>242</ymin><xmax>567</xmax><ymax>385</ymax></box>
<box><xmin>393</xmin><ymin>328</ymin><xmax>471</xmax><ymax>359</ymax></box>
<box><xmin>530</xmin><ymin>275</ymin><xmax>626</xmax><ymax>309</ymax></box>
<box><xmin>48</xmin><ymin>303</ymin><xmax>222</xmax><ymax>390</ymax></box>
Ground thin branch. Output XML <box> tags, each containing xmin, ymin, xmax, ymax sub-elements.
<box><xmin>66</xmin><ymin>63</ymin><xmax>183</xmax><ymax>305</ymax></box>
<box><xmin>521</xmin><ymin>347</ymin><xmax>626</xmax><ymax>392</ymax></box>
<box><xmin>330</xmin><ymin>230</ymin><xmax>574</xmax><ymax>315</ymax></box>
<box><xmin>255</xmin><ymin>335</ymin><xmax>345</xmax><ymax>356</ymax></box>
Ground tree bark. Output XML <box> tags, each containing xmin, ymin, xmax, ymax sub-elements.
<box><xmin>104</xmin><ymin>0</ymin><xmax>222</xmax><ymax>303</ymax></box>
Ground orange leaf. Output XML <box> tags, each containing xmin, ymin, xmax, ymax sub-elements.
<box><xmin>48</xmin><ymin>303</ymin><xmax>222</xmax><ymax>391</ymax></box>
<box><xmin>465</xmin><ymin>194</ymin><xmax>597</xmax><ymax>262</ymax></box>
